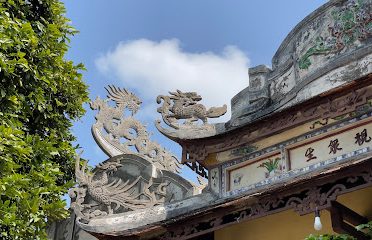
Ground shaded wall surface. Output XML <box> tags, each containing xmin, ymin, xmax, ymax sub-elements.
<box><xmin>47</xmin><ymin>213</ymin><xmax>97</xmax><ymax>240</ymax></box>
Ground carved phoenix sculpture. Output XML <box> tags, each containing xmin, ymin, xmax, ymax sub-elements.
<box><xmin>69</xmin><ymin>154</ymin><xmax>167</xmax><ymax>221</ymax></box>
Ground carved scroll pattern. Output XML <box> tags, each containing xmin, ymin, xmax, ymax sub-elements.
<box><xmin>159</xmin><ymin>162</ymin><xmax>372</xmax><ymax>240</ymax></box>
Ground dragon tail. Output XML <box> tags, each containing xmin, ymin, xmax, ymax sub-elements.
<box><xmin>207</xmin><ymin>104</ymin><xmax>227</xmax><ymax>118</ymax></box>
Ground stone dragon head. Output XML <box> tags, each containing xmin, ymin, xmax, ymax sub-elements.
<box><xmin>169</xmin><ymin>90</ymin><xmax>202</xmax><ymax>106</ymax></box>
<box><xmin>105</xmin><ymin>85</ymin><xmax>142</xmax><ymax>115</ymax></box>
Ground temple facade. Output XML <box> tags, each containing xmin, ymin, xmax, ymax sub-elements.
<box><xmin>49</xmin><ymin>0</ymin><xmax>372</xmax><ymax>239</ymax></box>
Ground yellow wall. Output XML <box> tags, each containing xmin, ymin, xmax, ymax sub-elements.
<box><xmin>338</xmin><ymin>187</ymin><xmax>372</xmax><ymax>220</ymax></box>
<box><xmin>215</xmin><ymin>187</ymin><xmax>372</xmax><ymax>240</ymax></box>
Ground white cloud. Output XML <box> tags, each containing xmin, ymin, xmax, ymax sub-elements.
<box><xmin>95</xmin><ymin>39</ymin><xmax>250</xmax><ymax>122</ymax></box>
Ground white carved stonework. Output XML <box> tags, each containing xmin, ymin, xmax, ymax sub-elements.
<box><xmin>155</xmin><ymin>90</ymin><xmax>227</xmax><ymax>139</ymax></box>
<box><xmin>228</xmin><ymin>0</ymin><xmax>372</xmax><ymax>130</ymax></box>
<box><xmin>209</xmin><ymin>168</ymin><xmax>220</xmax><ymax>194</ymax></box>
<box><xmin>90</xmin><ymin>85</ymin><xmax>180</xmax><ymax>173</ymax></box>
<box><xmin>70</xmin><ymin>86</ymin><xmax>200</xmax><ymax>223</ymax></box>
<box><xmin>296</xmin><ymin>0</ymin><xmax>371</xmax><ymax>76</ymax></box>
<box><xmin>69</xmin><ymin>154</ymin><xmax>167</xmax><ymax>222</ymax></box>
<box><xmin>269</xmin><ymin>66</ymin><xmax>295</xmax><ymax>101</ymax></box>
<box><xmin>290</xmin><ymin>53</ymin><xmax>372</xmax><ymax>109</ymax></box>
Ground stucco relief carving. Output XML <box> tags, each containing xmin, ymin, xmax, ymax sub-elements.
<box><xmin>70</xmin><ymin>86</ymin><xmax>200</xmax><ymax>223</ymax></box>
<box><xmin>209</xmin><ymin>168</ymin><xmax>220</xmax><ymax>193</ymax></box>
<box><xmin>231</xmin><ymin>65</ymin><xmax>271</xmax><ymax>120</ymax></box>
<box><xmin>270</xmin><ymin>67</ymin><xmax>295</xmax><ymax>101</ymax></box>
<box><xmin>90</xmin><ymin>85</ymin><xmax>180</xmax><ymax>173</ymax></box>
<box><xmin>69</xmin><ymin>155</ymin><xmax>168</xmax><ymax>222</ymax></box>
<box><xmin>155</xmin><ymin>90</ymin><xmax>227</xmax><ymax>139</ymax></box>
<box><xmin>298</xmin><ymin>0</ymin><xmax>371</xmax><ymax>70</ymax></box>
<box><xmin>227</xmin><ymin>0</ymin><xmax>372</xmax><ymax>130</ymax></box>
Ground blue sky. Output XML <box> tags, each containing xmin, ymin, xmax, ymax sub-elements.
<box><xmin>63</xmin><ymin>0</ymin><xmax>328</xmax><ymax>183</ymax></box>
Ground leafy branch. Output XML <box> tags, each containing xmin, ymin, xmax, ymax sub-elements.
<box><xmin>305</xmin><ymin>221</ymin><xmax>372</xmax><ymax>240</ymax></box>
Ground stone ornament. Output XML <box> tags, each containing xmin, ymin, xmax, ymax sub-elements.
<box><xmin>69</xmin><ymin>153</ymin><xmax>199</xmax><ymax>222</ymax></box>
<box><xmin>70</xmin><ymin>86</ymin><xmax>201</xmax><ymax>223</ymax></box>
<box><xmin>156</xmin><ymin>90</ymin><xmax>227</xmax><ymax>139</ymax></box>
<box><xmin>69</xmin><ymin>154</ymin><xmax>167</xmax><ymax>222</ymax></box>
<box><xmin>90</xmin><ymin>85</ymin><xmax>180</xmax><ymax>173</ymax></box>
<box><xmin>228</xmin><ymin>0</ymin><xmax>372</xmax><ymax>130</ymax></box>
<box><xmin>298</xmin><ymin>0</ymin><xmax>371</xmax><ymax>70</ymax></box>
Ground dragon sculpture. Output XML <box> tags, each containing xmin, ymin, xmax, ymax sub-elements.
<box><xmin>157</xmin><ymin>90</ymin><xmax>227</xmax><ymax>128</ymax></box>
<box><xmin>70</xmin><ymin>86</ymin><xmax>202</xmax><ymax>222</ymax></box>
<box><xmin>156</xmin><ymin>90</ymin><xmax>227</xmax><ymax>139</ymax></box>
<box><xmin>90</xmin><ymin>85</ymin><xmax>180</xmax><ymax>173</ymax></box>
<box><xmin>69</xmin><ymin>154</ymin><xmax>167</xmax><ymax>221</ymax></box>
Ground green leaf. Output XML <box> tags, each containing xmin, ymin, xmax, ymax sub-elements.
<box><xmin>0</xmin><ymin>0</ymin><xmax>89</xmax><ymax>238</ymax></box>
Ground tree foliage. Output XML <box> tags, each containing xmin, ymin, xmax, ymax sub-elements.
<box><xmin>305</xmin><ymin>234</ymin><xmax>356</xmax><ymax>240</ymax></box>
<box><xmin>356</xmin><ymin>221</ymin><xmax>372</xmax><ymax>239</ymax></box>
<box><xmin>0</xmin><ymin>0</ymin><xmax>89</xmax><ymax>239</ymax></box>
<box><xmin>305</xmin><ymin>221</ymin><xmax>372</xmax><ymax>240</ymax></box>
